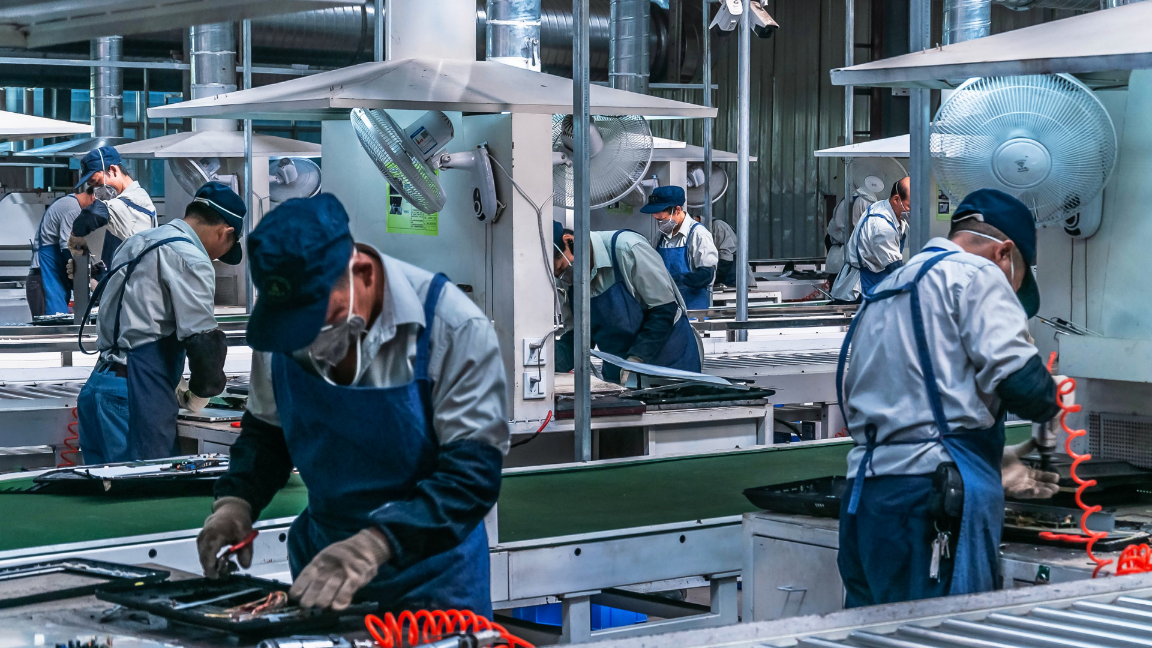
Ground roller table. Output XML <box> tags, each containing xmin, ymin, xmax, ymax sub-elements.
<box><xmin>0</xmin><ymin>441</ymin><xmax>853</xmax><ymax>643</ymax></box>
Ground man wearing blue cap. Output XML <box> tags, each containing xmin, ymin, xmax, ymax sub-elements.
<box><xmin>641</xmin><ymin>185</ymin><xmax>718</xmax><ymax>311</ymax></box>
<box><xmin>77</xmin><ymin>181</ymin><xmax>244</xmax><ymax>464</ymax></box>
<box><xmin>198</xmin><ymin>194</ymin><xmax>508</xmax><ymax>614</ymax></box>
<box><xmin>835</xmin><ymin>189</ymin><xmax>1062</xmax><ymax>607</ymax></box>
<box><xmin>67</xmin><ymin>146</ymin><xmax>156</xmax><ymax>271</ymax></box>
<box><xmin>26</xmin><ymin>186</ymin><xmax>95</xmax><ymax>316</ymax></box>
<box><xmin>553</xmin><ymin>220</ymin><xmax>703</xmax><ymax>385</ymax></box>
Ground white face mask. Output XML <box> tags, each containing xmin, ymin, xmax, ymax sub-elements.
<box><xmin>554</xmin><ymin>243</ymin><xmax>574</xmax><ymax>286</ymax></box>
<box><xmin>965</xmin><ymin>230</ymin><xmax>1016</xmax><ymax>287</ymax></box>
<box><xmin>308</xmin><ymin>257</ymin><xmax>367</xmax><ymax>385</ymax></box>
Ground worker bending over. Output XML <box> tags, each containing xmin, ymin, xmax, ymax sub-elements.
<box><xmin>693</xmin><ymin>214</ymin><xmax>754</xmax><ymax>289</ymax></box>
<box><xmin>67</xmin><ymin>147</ymin><xmax>157</xmax><ymax>270</ymax></box>
<box><xmin>837</xmin><ymin>189</ymin><xmax>1061</xmax><ymax>607</ymax></box>
<box><xmin>830</xmin><ymin>177</ymin><xmax>910</xmax><ymax>302</ymax></box>
<box><xmin>77</xmin><ymin>182</ymin><xmax>242</xmax><ymax>464</ymax></box>
<box><xmin>199</xmin><ymin>194</ymin><xmax>508</xmax><ymax>614</ymax></box>
<box><xmin>27</xmin><ymin>187</ymin><xmax>94</xmax><ymax>317</ymax></box>
<box><xmin>643</xmin><ymin>186</ymin><xmax>718</xmax><ymax>311</ymax></box>
<box><xmin>554</xmin><ymin>221</ymin><xmax>703</xmax><ymax>384</ymax></box>
<box><xmin>824</xmin><ymin>192</ymin><xmax>871</xmax><ymax>277</ymax></box>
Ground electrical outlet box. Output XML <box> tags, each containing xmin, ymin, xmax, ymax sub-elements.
<box><xmin>523</xmin><ymin>338</ymin><xmax>546</xmax><ymax>366</ymax></box>
<box><xmin>523</xmin><ymin>372</ymin><xmax>546</xmax><ymax>399</ymax></box>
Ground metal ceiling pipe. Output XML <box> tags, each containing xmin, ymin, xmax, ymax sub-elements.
<box><xmin>90</xmin><ymin>36</ymin><xmax>123</xmax><ymax>138</ymax></box>
<box><xmin>190</xmin><ymin>23</ymin><xmax>238</xmax><ymax>131</ymax></box>
<box><xmin>609</xmin><ymin>0</ymin><xmax>649</xmax><ymax>92</ymax></box>
<box><xmin>487</xmin><ymin>0</ymin><xmax>542</xmax><ymax>70</ymax></box>
<box><xmin>944</xmin><ymin>0</ymin><xmax>991</xmax><ymax>43</ymax></box>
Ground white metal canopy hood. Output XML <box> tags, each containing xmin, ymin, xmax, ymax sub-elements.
<box><xmin>830</xmin><ymin>2</ymin><xmax>1152</xmax><ymax>89</ymax></box>
<box><xmin>147</xmin><ymin>58</ymin><xmax>718</xmax><ymax>121</ymax></box>
<box><xmin>113</xmin><ymin>131</ymin><xmax>321</xmax><ymax>159</ymax></box>
<box><xmin>814</xmin><ymin>134</ymin><xmax>909</xmax><ymax>158</ymax></box>
<box><xmin>652</xmin><ymin>137</ymin><xmax>758</xmax><ymax>163</ymax></box>
<box><xmin>0</xmin><ymin>110</ymin><xmax>91</xmax><ymax>143</ymax></box>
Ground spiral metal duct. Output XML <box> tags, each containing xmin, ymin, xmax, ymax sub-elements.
<box><xmin>90</xmin><ymin>36</ymin><xmax>122</xmax><ymax>137</ymax></box>
<box><xmin>189</xmin><ymin>23</ymin><xmax>237</xmax><ymax>131</ymax></box>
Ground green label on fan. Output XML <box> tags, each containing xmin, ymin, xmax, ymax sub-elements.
<box><xmin>385</xmin><ymin>184</ymin><xmax>439</xmax><ymax>236</ymax></box>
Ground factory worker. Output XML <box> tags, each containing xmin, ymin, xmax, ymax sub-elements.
<box><xmin>836</xmin><ymin>189</ymin><xmax>1062</xmax><ymax>608</ymax></box>
<box><xmin>830</xmin><ymin>177</ymin><xmax>910</xmax><ymax>302</ymax></box>
<box><xmin>198</xmin><ymin>194</ymin><xmax>507</xmax><ymax>615</ymax></box>
<box><xmin>824</xmin><ymin>192</ymin><xmax>870</xmax><ymax>276</ymax></box>
<box><xmin>692</xmin><ymin>214</ymin><xmax>755</xmax><ymax>289</ymax></box>
<box><xmin>77</xmin><ymin>182</ymin><xmax>242</xmax><ymax>464</ymax></box>
<box><xmin>26</xmin><ymin>187</ymin><xmax>95</xmax><ymax>317</ymax></box>
<box><xmin>553</xmin><ymin>221</ymin><xmax>703</xmax><ymax>384</ymax></box>
<box><xmin>643</xmin><ymin>186</ymin><xmax>719</xmax><ymax>311</ymax></box>
<box><xmin>67</xmin><ymin>146</ymin><xmax>156</xmax><ymax>269</ymax></box>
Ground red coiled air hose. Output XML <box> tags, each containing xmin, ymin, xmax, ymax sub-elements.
<box><xmin>59</xmin><ymin>406</ymin><xmax>80</xmax><ymax>467</ymax></box>
<box><xmin>366</xmin><ymin>609</ymin><xmax>534</xmax><ymax>648</ymax></box>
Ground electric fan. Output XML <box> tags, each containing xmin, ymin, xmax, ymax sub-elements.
<box><xmin>269</xmin><ymin>157</ymin><xmax>322</xmax><ymax>203</ymax></box>
<box><xmin>686</xmin><ymin>163</ymin><xmax>730</xmax><ymax>208</ymax></box>
<box><xmin>170</xmin><ymin>157</ymin><xmax>228</xmax><ymax>196</ymax></box>
<box><xmin>622</xmin><ymin>176</ymin><xmax>661</xmax><ymax>209</ymax></box>
<box><xmin>931</xmin><ymin>74</ymin><xmax>1117</xmax><ymax>225</ymax></box>
<box><xmin>350</xmin><ymin>108</ymin><xmax>500</xmax><ymax>221</ymax></box>
<box><xmin>848</xmin><ymin>157</ymin><xmax>907</xmax><ymax>203</ymax></box>
<box><xmin>553</xmin><ymin>114</ymin><xmax>654</xmax><ymax>210</ymax></box>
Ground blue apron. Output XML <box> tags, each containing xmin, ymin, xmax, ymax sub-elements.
<box><xmin>658</xmin><ymin>221</ymin><xmax>710</xmax><ymax>310</ymax></box>
<box><xmin>591</xmin><ymin>230</ymin><xmax>702</xmax><ymax>383</ymax></box>
<box><xmin>836</xmin><ymin>248</ymin><xmax>1005</xmax><ymax>597</ymax></box>
<box><xmin>272</xmin><ymin>273</ymin><xmax>491</xmax><ymax>615</ymax></box>
<box><xmin>76</xmin><ymin>228</ymin><xmax>190</xmax><ymax>464</ymax></box>
<box><xmin>854</xmin><ymin>205</ymin><xmax>906</xmax><ymax>297</ymax></box>
<box><xmin>36</xmin><ymin>195</ymin><xmax>78</xmax><ymax>315</ymax></box>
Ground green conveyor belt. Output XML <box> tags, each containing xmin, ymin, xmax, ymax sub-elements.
<box><xmin>0</xmin><ymin>424</ymin><xmax>1029</xmax><ymax>553</ymax></box>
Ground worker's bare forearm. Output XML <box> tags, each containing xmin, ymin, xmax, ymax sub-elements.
<box><xmin>213</xmin><ymin>411</ymin><xmax>294</xmax><ymax>517</ymax></box>
<box><xmin>367</xmin><ymin>438</ymin><xmax>503</xmax><ymax>569</ymax></box>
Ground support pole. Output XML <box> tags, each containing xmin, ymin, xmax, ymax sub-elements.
<box><xmin>573</xmin><ymin>0</ymin><xmax>593</xmax><ymax>462</ymax></box>
<box><xmin>735</xmin><ymin>0</ymin><xmax>751</xmax><ymax>341</ymax></box>
<box><xmin>243</xmin><ymin>18</ymin><xmax>255</xmax><ymax>314</ymax></box>
<box><xmin>844</xmin><ymin>0</ymin><xmax>854</xmax><ymax>211</ymax></box>
<box><xmin>908</xmin><ymin>0</ymin><xmax>931</xmax><ymax>254</ymax></box>
<box><xmin>374</xmin><ymin>0</ymin><xmax>385</xmax><ymax>62</ymax></box>
<box><xmin>701</xmin><ymin>0</ymin><xmax>713</xmax><ymax>228</ymax></box>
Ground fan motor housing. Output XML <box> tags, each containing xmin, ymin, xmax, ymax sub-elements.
<box><xmin>991</xmin><ymin>138</ymin><xmax>1051</xmax><ymax>189</ymax></box>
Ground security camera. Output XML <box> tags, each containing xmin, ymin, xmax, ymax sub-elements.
<box><xmin>749</xmin><ymin>1</ymin><xmax>779</xmax><ymax>39</ymax></box>
<box><xmin>710</xmin><ymin>0</ymin><xmax>743</xmax><ymax>32</ymax></box>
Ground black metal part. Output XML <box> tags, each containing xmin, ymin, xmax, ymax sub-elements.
<box><xmin>625</xmin><ymin>382</ymin><xmax>775</xmax><ymax>406</ymax></box>
<box><xmin>96</xmin><ymin>575</ymin><xmax>372</xmax><ymax>638</ymax></box>
<box><xmin>21</xmin><ymin>457</ymin><xmax>229</xmax><ymax>496</ymax></box>
<box><xmin>0</xmin><ymin>559</ymin><xmax>168</xmax><ymax>609</ymax></box>
<box><xmin>744</xmin><ymin>477</ymin><xmax>849</xmax><ymax>518</ymax></box>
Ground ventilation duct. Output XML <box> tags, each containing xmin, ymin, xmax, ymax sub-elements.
<box><xmin>189</xmin><ymin>23</ymin><xmax>238</xmax><ymax>131</ymax></box>
<box><xmin>487</xmin><ymin>0</ymin><xmax>542</xmax><ymax>71</ymax></box>
<box><xmin>91</xmin><ymin>36</ymin><xmax>122</xmax><ymax>138</ymax></box>
<box><xmin>610</xmin><ymin>0</ymin><xmax>649</xmax><ymax>93</ymax></box>
<box><xmin>944</xmin><ymin>0</ymin><xmax>991</xmax><ymax>43</ymax></box>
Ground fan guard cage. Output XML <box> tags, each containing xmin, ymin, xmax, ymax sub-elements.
<box><xmin>351</xmin><ymin>108</ymin><xmax>445</xmax><ymax>214</ymax></box>
<box><xmin>686</xmin><ymin>163</ymin><xmax>729</xmax><ymax>208</ymax></box>
<box><xmin>170</xmin><ymin>158</ymin><xmax>211</xmax><ymax>196</ymax></box>
<box><xmin>931</xmin><ymin>74</ymin><xmax>1117</xmax><ymax>225</ymax></box>
<box><xmin>553</xmin><ymin>114</ymin><xmax>654</xmax><ymax>210</ymax></box>
<box><xmin>269</xmin><ymin>157</ymin><xmax>323</xmax><ymax>203</ymax></box>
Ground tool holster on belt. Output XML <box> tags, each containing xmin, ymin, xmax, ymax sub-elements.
<box><xmin>928</xmin><ymin>462</ymin><xmax>965</xmax><ymax>520</ymax></box>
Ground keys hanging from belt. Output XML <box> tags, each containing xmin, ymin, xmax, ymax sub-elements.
<box><xmin>930</xmin><ymin>527</ymin><xmax>951</xmax><ymax>581</ymax></box>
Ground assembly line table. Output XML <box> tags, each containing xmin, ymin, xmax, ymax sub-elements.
<box><xmin>0</xmin><ymin>440</ymin><xmax>854</xmax><ymax>643</ymax></box>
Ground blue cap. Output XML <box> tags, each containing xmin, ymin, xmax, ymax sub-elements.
<box><xmin>553</xmin><ymin>220</ymin><xmax>565</xmax><ymax>245</ymax></box>
<box><xmin>953</xmin><ymin>189</ymin><xmax>1040</xmax><ymax>318</ymax></box>
<box><xmin>639</xmin><ymin>185</ymin><xmax>685</xmax><ymax>214</ymax></box>
<box><xmin>192</xmin><ymin>182</ymin><xmax>246</xmax><ymax>266</ymax></box>
<box><xmin>246</xmin><ymin>194</ymin><xmax>355</xmax><ymax>353</ymax></box>
<box><xmin>76</xmin><ymin>146</ymin><xmax>122</xmax><ymax>188</ymax></box>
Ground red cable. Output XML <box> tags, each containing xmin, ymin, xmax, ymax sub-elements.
<box><xmin>366</xmin><ymin>609</ymin><xmax>534</xmax><ymax>648</ymax></box>
<box><xmin>58</xmin><ymin>406</ymin><xmax>80</xmax><ymax>467</ymax></box>
<box><xmin>1047</xmin><ymin>352</ymin><xmax>1112</xmax><ymax>577</ymax></box>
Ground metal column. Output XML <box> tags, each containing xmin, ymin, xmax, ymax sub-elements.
<box><xmin>908</xmin><ymin>0</ymin><xmax>931</xmax><ymax>253</ymax></box>
<box><xmin>374</xmin><ymin>0</ymin><xmax>384</xmax><ymax>62</ymax></box>
<box><xmin>844</xmin><ymin>0</ymin><xmax>854</xmax><ymax>209</ymax></box>
<box><xmin>734</xmin><ymin>0</ymin><xmax>751</xmax><ymax>341</ymax></box>
<box><xmin>701</xmin><ymin>0</ymin><xmax>713</xmax><ymax>227</ymax></box>
<box><xmin>573</xmin><ymin>0</ymin><xmax>593</xmax><ymax>462</ymax></box>
<box><xmin>243</xmin><ymin>19</ymin><xmax>255</xmax><ymax>314</ymax></box>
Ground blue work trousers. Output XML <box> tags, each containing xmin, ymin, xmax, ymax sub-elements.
<box><xmin>76</xmin><ymin>367</ymin><xmax>130</xmax><ymax>465</ymax></box>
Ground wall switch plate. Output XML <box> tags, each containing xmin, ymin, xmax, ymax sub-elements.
<box><xmin>523</xmin><ymin>338</ymin><xmax>546</xmax><ymax>366</ymax></box>
<box><xmin>523</xmin><ymin>372</ymin><xmax>546</xmax><ymax>399</ymax></box>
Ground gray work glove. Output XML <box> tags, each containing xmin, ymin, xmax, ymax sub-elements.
<box><xmin>1003</xmin><ymin>439</ymin><xmax>1061</xmax><ymax>499</ymax></box>
<box><xmin>289</xmin><ymin>528</ymin><xmax>392</xmax><ymax>611</ymax></box>
<box><xmin>67</xmin><ymin>234</ymin><xmax>89</xmax><ymax>257</ymax></box>
<box><xmin>176</xmin><ymin>377</ymin><xmax>211</xmax><ymax>412</ymax></box>
<box><xmin>618</xmin><ymin>356</ymin><xmax>643</xmax><ymax>387</ymax></box>
<box><xmin>197</xmin><ymin>496</ymin><xmax>254</xmax><ymax>579</ymax></box>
